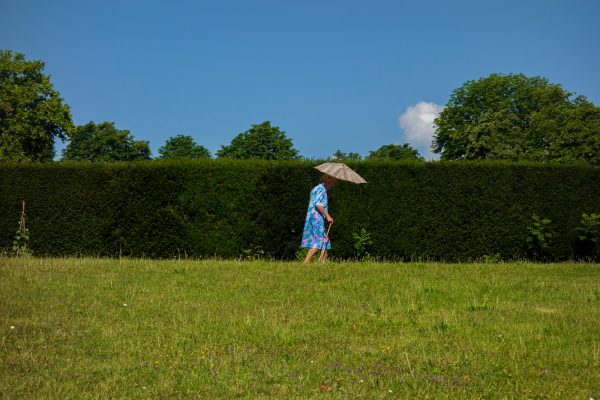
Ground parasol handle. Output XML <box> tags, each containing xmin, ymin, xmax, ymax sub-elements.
<box><xmin>319</xmin><ymin>221</ymin><xmax>333</xmax><ymax>262</ymax></box>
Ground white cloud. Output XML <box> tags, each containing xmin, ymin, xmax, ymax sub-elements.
<box><xmin>398</xmin><ymin>101</ymin><xmax>444</xmax><ymax>159</ymax></box>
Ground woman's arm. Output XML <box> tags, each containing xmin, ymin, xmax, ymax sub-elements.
<box><xmin>316</xmin><ymin>205</ymin><xmax>334</xmax><ymax>224</ymax></box>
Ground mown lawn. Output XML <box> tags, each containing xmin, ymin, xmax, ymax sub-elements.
<box><xmin>0</xmin><ymin>258</ymin><xmax>599</xmax><ymax>399</ymax></box>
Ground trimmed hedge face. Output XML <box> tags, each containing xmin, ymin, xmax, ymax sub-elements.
<box><xmin>1</xmin><ymin>160</ymin><xmax>598</xmax><ymax>260</ymax></box>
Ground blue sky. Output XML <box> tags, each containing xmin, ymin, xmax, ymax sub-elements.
<box><xmin>2</xmin><ymin>0</ymin><xmax>599</xmax><ymax>160</ymax></box>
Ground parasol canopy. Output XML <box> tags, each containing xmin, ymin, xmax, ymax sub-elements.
<box><xmin>314</xmin><ymin>162</ymin><xmax>367</xmax><ymax>184</ymax></box>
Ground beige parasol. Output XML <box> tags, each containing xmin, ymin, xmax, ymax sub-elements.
<box><xmin>314</xmin><ymin>162</ymin><xmax>367</xmax><ymax>184</ymax></box>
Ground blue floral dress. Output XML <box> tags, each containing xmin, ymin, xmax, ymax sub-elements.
<box><xmin>301</xmin><ymin>183</ymin><xmax>331</xmax><ymax>250</ymax></box>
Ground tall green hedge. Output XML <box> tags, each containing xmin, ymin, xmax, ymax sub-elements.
<box><xmin>1</xmin><ymin>160</ymin><xmax>598</xmax><ymax>260</ymax></box>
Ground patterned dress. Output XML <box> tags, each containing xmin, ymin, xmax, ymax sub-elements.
<box><xmin>301</xmin><ymin>183</ymin><xmax>331</xmax><ymax>250</ymax></box>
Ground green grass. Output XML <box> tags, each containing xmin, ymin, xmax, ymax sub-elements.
<box><xmin>1</xmin><ymin>258</ymin><xmax>599</xmax><ymax>399</ymax></box>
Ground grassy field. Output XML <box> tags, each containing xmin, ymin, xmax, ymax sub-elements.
<box><xmin>1</xmin><ymin>258</ymin><xmax>599</xmax><ymax>399</ymax></box>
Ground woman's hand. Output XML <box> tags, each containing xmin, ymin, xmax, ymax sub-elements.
<box><xmin>316</xmin><ymin>205</ymin><xmax>334</xmax><ymax>224</ymax></box>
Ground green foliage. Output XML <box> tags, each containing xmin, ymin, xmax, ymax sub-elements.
<box><xmin>433</xmin><ymin>73</ymin><xmax>600</xmax><ymax>164</ymax></box>
<box><xmin>352</xmin><ymin>227</ymin><xmax>373</xmax><ymax>260</ymax></box>
<box><xmin>240</xmin><ymin>245</ymin><xmax>265</xmax><ymax>260</ymax></box>
<box><xmin>62</xmin><ymin>121</ymin><xmax>151</xmax><ymax>161</ymax></box>
<box><xmin>0</xmin><ymin>50</ymin><xmax>74</xmax><ymax>161</ymax></box>
<box><xmin>525</xmin><ymin>214</ymin><xmax>554</xmax><ymax>260</ymax></box>
<box><xmin>295</xmin><ymin>247</ymin><xmax>308</xmax><ymax>261</ymax></box>
<box><xmin>331</xmin><ymin>149</ymin><xmax>362</xmax><ymax>161</ymax></box>
<box><xmin>216</xmin><ymin>121</ymin><xmax>299</xmax><ymax>160</ymax></box>
<box><xmin>158</xmin><ymin>135</ymin><xmax>211</xmax><ymax>159</ymax></box>
<box><xmin>481</xmin><ymin>253</ymin><xmax>502</xmax><ymax>263</ymax></box>
<box><xmin>0</xmin><ymin>161</ymin><xmax>599</xmax><ymax>261</ymax></box>
<box><xmin>12</xmin><ymin>201</ymin><xmax>31</xmax><ymax>257</ymax></box>
<box><xmin>574</xmin><ymin>213</ymin><xmax>600</xmax><ymax>260</ymax></box>
<box><xmin>12</xmin><ymin>228</ymin><xmax>31</xmax><ymax>257</ymax></box>
<box><xmin>576</xmin><ymin>213</ymin><xmax>600</xmax><ymax>242</ymax></box>
<box><xmin>367</xmin><ymin>144</ymin><xmax>424</xmax><ymax>161</ymax></box>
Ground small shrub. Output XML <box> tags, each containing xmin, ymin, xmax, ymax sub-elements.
<box><xmin>352</xmin><ymin>227</ymin><xmax>373</xmax><ymax>261</ymax></box>
<box><xmin>526</xmin><ymin>214</ymin><xmax>553</xmax><ymax>260</ymax></box>
<box><xmin>482</xmin><ymin>253</ymin><xmax>502</xmax><ymax>263</ymax></box>
<box><xmin>240</xmin><ymin>245</ymin><xmax>265</xmax><ymax>260</ymax></box>
<box><xmin>12</xmin><ymin>201</ymin><xmax>32</xmax><ymax>257</ymax></box>
<box><xmin>574</xmin><ymin>213</ymin><xmax>600</xmax><ymax>260</ymax></box>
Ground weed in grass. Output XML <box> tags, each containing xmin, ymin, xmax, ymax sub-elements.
<box><xmin>467</xmin><ymin>294</ymin><xmax>496</xmax><ymax>311</ymax></box>
<box><xmin>482</xmin><ymin>253</ymin><xmax>502</xmax><ymax>263</ymax></box>
<box><xmin>352</xmin><ymin>227</ymin><xmax>373</xmax><ymax>261</ymax></box>
<box><xmin>240</xmin><ymin>245</ymin><xmax>265</xmax><ymax>260</ymax></box>
<box><xmin>12</xmin><ymin>200</ymin><xmax>31</xmax><ymax>257</ymax></box>
<box><xmin>433</xmin><ymin>321</ymin><xmax>451</xmax><ymax>335</ymax></box>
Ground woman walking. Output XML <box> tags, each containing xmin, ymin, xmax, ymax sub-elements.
<box><xmin>301</xmin><ymin>174</ymin><xmax>338</xmax><ymax>263</ymax></box>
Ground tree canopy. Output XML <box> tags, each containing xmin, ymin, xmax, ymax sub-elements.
<box><xmin>216</xmin><ymin>121</ymin><xmax>299</xmax><ymax>160</ymax></box>
<box><xmin>331</xmin><ymin>149</ymin><xmax>362</xmax><ymax>161</ymax></box>
<box><xmin>367</xmin><ymin>144</ymin><xmax>424</xmax><ymax>161</ymax></box>
<box><xmin>0</xmin><ymin>50</ymin><xmax>74</xmax><ymax>161</ymax></box>
<box><xmin>433</xmin><ymin>73</ymin><xmax>600</xmax><ymax>163</ymax></box>
<box><xmin>158</xmin><ymin>135</ymin><xmax>211</xmax><ymax>159</ymax></box>
<box><xmin>62</xmin><ymin>121</ymin><xmax>151</xmax><ymax>161</ymax></box>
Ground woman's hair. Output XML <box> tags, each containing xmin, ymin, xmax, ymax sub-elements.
<box><xmin>320</xmin><ymin>174</ymin><xmax>338</xmax><ymax>184</ymax></box>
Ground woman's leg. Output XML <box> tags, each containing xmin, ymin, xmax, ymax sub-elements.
<box><xmin>304</xmin><ymin>247</ymin><xmax>319</xmax><ymax>264</ymax></box>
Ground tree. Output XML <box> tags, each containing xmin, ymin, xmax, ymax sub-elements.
<box><xmin>367</xmin><ymin>144</ymin><xmax>424</xmax><ymax>161</ymax></box>
<box><xmin>62</xmin><ymin>121</ymin><xmax>151</xmax><ymax>161</ymax></box>
<box><xmin>216</xmin><ymin>121</ymin><xmax>299</xmax><ymax>160</ymax></box>
<box><xmin>158</xmin><ymin>135</ymin><xmax>211</xmax><ymax>159</ymax></box>
<box><xmin>538</xmin><ymin>96</ymin><xmax>600</xmax><ymax>163</ymax></box>
<box><xmin>0</xmin><ymin>50</ymin><xmax>74</xmax><ymax>161</ymax></box>
<box><xmin>330</xmin><ymin>149</ymin><xmax>362</xmax><ymax>161</ymax></box>
<box><xmin>433</xmin><ymin>73</ymin><xmax>600</xmax><ymax>163</ymax></box>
